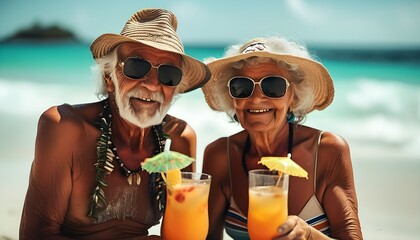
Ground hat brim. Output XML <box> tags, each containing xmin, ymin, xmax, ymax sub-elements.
<box><xmin>202</xmin><ymin>51</ymin><xmax>334</xmax><ymax>113</ymax></box>
<box><xmin>91</xmin><ymin>33</ymin><xmax>210</xmax><ymax>93</ymax></box>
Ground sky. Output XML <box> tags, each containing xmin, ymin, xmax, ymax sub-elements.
<box><xmin>1</xmin><ymin>0</ymin><xmax>420</xmax><ymax>48</ymax></box>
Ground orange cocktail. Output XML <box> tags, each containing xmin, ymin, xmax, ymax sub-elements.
<box><xmin>248</xmin><ymin>170</ymin><xmax>289</xmax><ymax>240</ymax></box>
<box><xmin>163</xmin><ymin>172</ymin><xmax>211</xmax><ymax>240</ymax></box>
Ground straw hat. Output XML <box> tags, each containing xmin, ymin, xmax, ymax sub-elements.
<box><xmin>202</xmin><ymin>38</ymin><xmax>334</xmax><ymax>114</ymax></box>
<box><xmin>90</xmin><ymin>8</ymin><xmax>210</xmax><ymax>93</ymax></box>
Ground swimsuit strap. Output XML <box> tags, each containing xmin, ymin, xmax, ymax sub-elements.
<box><xmin>241</xmin><ymin>136</ymin><xmax>251</xmax><ymax>175</ymax></box>
<box><xmin>288</xmin><ymin>122</ymin><xmax>294</xmax><ymax>156</ymax></box>
<box><xmin>313</xmin><ymin>131</ymin><xmax>324</xmax><ymax>191</ymax></box>
<box><xmin>226</xmin><ymin>137</ymin><xmax>234</xmax><ymax>200</ymax></box>
<box><xmin>242</xmin><ymin>123</ymin><xmax>294</xmax><ymax>175</ymax></box>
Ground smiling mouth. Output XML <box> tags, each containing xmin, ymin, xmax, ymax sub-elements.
<box><xmin>130</xmin><ymin>97</ymin><xmax>160</xmax><ymax>107</ymax></box>
<box><xmin>248</xmin><ymin>109</ymin><xmax>271</xmax><ymax>113</ymax></box>
<box><xmin>132</xmin><ymin>97</ymin><xmax>156</xmax><ymax>102</ymax></box>
<box><xmin>138</xmin><ymin>97</ymin><xmax>152</xmax><ymax>102</ymax></box>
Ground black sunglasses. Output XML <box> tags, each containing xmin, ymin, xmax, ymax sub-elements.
<box><xmin>121</xmin><ymin>57</ymin><xmax>183</xmax><ymax>87</ymax></box>
<box><xmin>227</xmin><ymin>76</ymin><xmax>290</xmax><ymax>99</ymax></box>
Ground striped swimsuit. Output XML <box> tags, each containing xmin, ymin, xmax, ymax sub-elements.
<box><xmin>224</xmin><ymin>132</ymin><xmax>330</xmax><ymax>239</ymax></box>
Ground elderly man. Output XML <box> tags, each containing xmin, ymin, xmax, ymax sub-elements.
<box><xmin>19</xmin><ymin>8</ymin><xmax>210</xmax><ymax>239</ymax></box>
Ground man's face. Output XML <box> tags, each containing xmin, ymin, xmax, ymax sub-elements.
<box><xmin>111</xmin><ymin>42</ymin><xmax>182</xmax><ymax>128</ymax></box>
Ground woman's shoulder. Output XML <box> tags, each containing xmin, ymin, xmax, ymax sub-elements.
<box><xmin>319</xmin><ymin>131</ymin><xmax>350</xmax><ymax>153</ymax></box>
<box><xmin>202</xmin><ymin>136</ymin><xmax>231</xmax><ymax>180</ymax></box>
<box><xmin>204</xmin><ymin>136</ymin><xmax>228</xmax><ymax>154</ymax></box>
<box><xmin>316</xmin><ymin>130</ymin><xmax>352</xmax><ymax>177</ymax></box>
<box><xmin>296</xmin><ymin>125</ymin><xmax>348</xmax><ymax>149</ymax></box>
<box><xmin>203</xmin><ymin>131</ymin><xmax>246</xmax><ymax>169</ymax></box>
<box><xmin>205</xmin><ymin>130</ymin><xmax>247</xmax><ymax>151</ymax></box>
<box><xmin>296</xmin><ymin>124</ymin><xmax>351</xmax><ymax>165</ymax></box>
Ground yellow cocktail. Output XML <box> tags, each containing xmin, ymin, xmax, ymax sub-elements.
<box><xmin>248</xmin><ymin>170</ymin><xmax>289</xmax><ymax>240</ymax></box>
<box><xmin>248</xmin><ymin>186</ymin><xmax>288</xmax><ymax>239</ymax></box>
<box><xmin>163</xmin><ymin>172</ymin><xmax>211</xmax><ymax>240</ymax></box>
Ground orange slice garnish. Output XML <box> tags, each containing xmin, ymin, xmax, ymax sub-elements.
<box><xmin>166</xmin><ymin>169</ymin><xmax>182</xmax><ymax>186</ymax></box>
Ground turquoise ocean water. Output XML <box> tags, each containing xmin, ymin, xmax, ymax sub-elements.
<box><xmin>1</xmin><ymin>43</ymin><xmax>419</xmax><ymax>162</ymax></box>
<box><xmin>1</xmin><ymin>43</ymin><xmax>420</xmax><ymax>239</ymax></box>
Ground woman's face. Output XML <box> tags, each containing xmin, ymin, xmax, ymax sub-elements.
<box><xmin>232</xmin><ymin>61</ymin><xmax>293</xmax><ymax>132</ymax></box>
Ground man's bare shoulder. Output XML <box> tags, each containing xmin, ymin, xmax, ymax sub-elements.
<box><xmin>37</xmin><ymin>102</ymin><xmax>102</xmax><ymax>139</ymax></box>
<box><xmin>163</xmin><ymin>114</ymin><xmax>188</xmax><ymax>134</ymax></box>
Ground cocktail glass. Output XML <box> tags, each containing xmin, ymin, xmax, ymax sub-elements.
<box><xmin>248</xmin><ymin>169</ymin><xmax>289</xmax><ymax>240</ymax></box>
<box><xmin>162</xmin><ymin>172</ymin><xmax>211</xmax><ymax>240</ymax></box>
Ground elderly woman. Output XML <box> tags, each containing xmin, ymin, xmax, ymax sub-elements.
<box><xmin>202</xmin><ymin>37</ymin><xmax>362</xmax><ymax>240</ymax></box>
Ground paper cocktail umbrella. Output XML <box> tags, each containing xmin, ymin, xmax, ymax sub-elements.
<box><xmin>142</xmin><ymin>139</ymin><xmax>195</xmax><ymax>187</ymax></box>
<box><xmin>258</xmin><ymin>153</ymin><xmax>308</xmax><ymax>179</ymax></box>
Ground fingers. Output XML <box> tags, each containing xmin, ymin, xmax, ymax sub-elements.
<box><xmin>273</xmin><ymin>216</ymin><xmax>311</xmax><ymax>240</ymax></box>
<box><xmin>277</xmin><ymin>217</ymin><xmax>295</xmax><ymax>235</ymax></box>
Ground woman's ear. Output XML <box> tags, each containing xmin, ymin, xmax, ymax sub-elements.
<box><xmin>104</xmin><ymin>75</ymin><xmax>115</xmax><ymax>92</ymax></box>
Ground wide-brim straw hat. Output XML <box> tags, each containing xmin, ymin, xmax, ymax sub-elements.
<box><xmin>202</xmin><ymin>38</ymin><xmax>334</xmax><ymax>114</ymax></box>
<box><xmin>90</xmin><ymin>8</ymin><xmax>210</xmax><ymax>93</ymax></box>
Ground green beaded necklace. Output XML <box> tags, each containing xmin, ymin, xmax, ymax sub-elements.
<box><xmin>87</xmin><ymin>99</ymin><xmax>167</xmax><ymax>219</ymax></box>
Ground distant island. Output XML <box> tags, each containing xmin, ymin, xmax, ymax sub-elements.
<box><xmin>1</xmin><ymin>24</ymin><xmax>80</xmax><ymax>43</ymax></box>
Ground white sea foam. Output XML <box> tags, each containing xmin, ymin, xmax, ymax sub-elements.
<box><xmin>0</xmin><ymin>78</ymin><xmax>97</xmax><ymax>116</ymax></box>
<box><xmin>304</xmin><ymin>77</ymin><xmax>420</xmax><ymax>162</ymax></box>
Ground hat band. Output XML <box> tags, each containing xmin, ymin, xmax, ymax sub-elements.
<box><xmin>241</xmin><ymin>42</ymin><xmax>267</xmax><ymax>53</ymax></box>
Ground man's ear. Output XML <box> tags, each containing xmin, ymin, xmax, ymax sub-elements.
<box><xmin>104</xmin><ymin>75</ymin><xmax>115</xmax><ymax>92</ymax></box>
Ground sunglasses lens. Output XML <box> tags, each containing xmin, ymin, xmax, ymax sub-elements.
<box><xmin>229</xmin><ymin>77</ymin><xmax>254</xmax><ymax>98</ymax></box>
<box><xmin>261</xmin><ymin>77</ymin><xmax>288</xmax><ymax>98</ymax></box>
<box><xmin>123</xmin><ymin>58</ymin><xmax>151</xmax><ymax>79</ymax></box>
<box><xmin>158</xmin><ymin>65</ymin><xmax>183</xmax><ymax>86</ymax></box>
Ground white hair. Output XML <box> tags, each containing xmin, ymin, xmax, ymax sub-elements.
<box><xmin>213</xmin><ymin>36</ymin><xmax>317</xmax><ymax>122</ymax></box>
<box><xmin>91</xmin><ymin>49</ymin><xmax>118</xmax><ymax>99</ymax></box>
<box><xmin>91</xmin><ymin>46</ymin><xmax>184</xmax><ymax>99</ymax></box>
<box><xmin>90</xmin><ymin>46</ymin><xmax>183</xmax><ymax>127</ymax></box>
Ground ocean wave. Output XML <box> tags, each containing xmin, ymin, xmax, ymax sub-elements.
<box><xmin>308</xmin><ymin>78</ymin><xmax>420</xmax><ymax>161</ymax></box>
<box><xmin>343</xmin><ymin>78</ymin><xmax>419</xmax><ymax>144</ymax></box>
<box><xmin>1</xmin><ymin>77</ymin><xmax>418</xmax><ymax>163</ymax></box>
<box><xmin>0</xmin><ymin>78</ymin><xmax>97</xmax><ymax>116</ymax></box>
<box><xmin>346</xmin><ymin>78</ymin><xmax>420</xmax><ymax>118</ymax></box>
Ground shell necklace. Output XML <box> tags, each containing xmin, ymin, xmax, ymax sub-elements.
<box><xmin>88</xmin><ymin>99</ymin><xmax>167</xmax><ymax>218</ymax></box>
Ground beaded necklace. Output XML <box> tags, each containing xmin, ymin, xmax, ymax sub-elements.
<box><xmin>110</xmin><ymin>122</ymin><xmax>166</xmax><ymax>185</ymax></box>
<box><xmin>88</xmin><ymin>99</ymin><xmax>167</xmax><ymax>219</ymax></box>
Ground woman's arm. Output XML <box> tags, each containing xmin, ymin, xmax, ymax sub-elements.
<box><xmin>274</xmin><ymin>132</ymin><xmax>362</xmax><ymax>240</ymax></box>
<box><xmin>320</xmin><ymin>132</ymin><xmax>362</xmax><ymax>239</ymax></box>
<box><xmin>203</xmin><ymin>138</ymin><xmax>230</xmax><ymax>240</ymax></box>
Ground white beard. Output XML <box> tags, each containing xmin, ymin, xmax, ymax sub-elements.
<box><xmin>114</xmin><ymin>84</ymin><xmax>170</xmax><ymax>128</ymax></box>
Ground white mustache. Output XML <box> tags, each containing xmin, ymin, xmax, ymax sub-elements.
<box><xmin>127</xmin><ymin>88</ymin><xmax>164</xmax><ymax>103</ymax></box>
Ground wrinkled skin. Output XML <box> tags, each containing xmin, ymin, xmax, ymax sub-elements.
<box><xmin>203</xmin><ymin>62</ymin><xmax>362</xmax><ymax>240</ymax></box>
<box><xmin>19</xmin><ymin>43</ymin><xmax>197</xmax><ymax>240</ymax></box>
